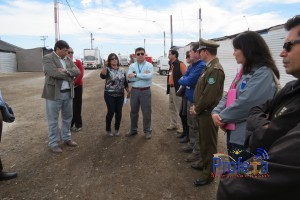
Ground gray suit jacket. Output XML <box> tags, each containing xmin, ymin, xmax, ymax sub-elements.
<box><xmin>41</xmin><ymin>52</ymin><xmax>80</xmax><ymax>100</ymax></box>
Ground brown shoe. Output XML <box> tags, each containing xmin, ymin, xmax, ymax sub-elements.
<box><xmin>185</xmin><ymin>153</ymin><xmax>200</xmax><ymax>162</ymax></box>
<box><xmin>49</xmin><ymin>146</ymin><xmax>63</xmax><ymax>153</ymax></box>
<box><xmin>64</xmin><ymin>140</ymin><xmax>78</xmax><ymax>147</ymax></box>
<box><xmin>178</xmin><ymin>145</ymin><xmax>193</xmax><ymax>153</ymax></box>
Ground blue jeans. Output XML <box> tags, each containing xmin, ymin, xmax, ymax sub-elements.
<box><xmin>227</xmin><ymin>132</ymin><xmax>252</xmax><ymax>162</ymax></box>
<box><xmin>104</xmin><ymin>92</ymin><xmax>124</xmax><ymax>132</ymax></box>
<box><xmin>46</xmin><ymin>92</ymin><xmax>73</xmax><ymax>147</ymax></box>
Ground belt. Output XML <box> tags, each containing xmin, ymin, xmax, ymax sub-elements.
<box><xmin>60</xmin><ymin>89</ymin><xmax>71</xmax><ymax>93</ymax></box>
<box><xmin>132</xmin><ymin>87</ymin><xmax>150</xmax><ymax>91</ymax></box>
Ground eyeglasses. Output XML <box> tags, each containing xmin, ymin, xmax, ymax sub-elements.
<box><xmin>136</xmin><ymin>53</ymin><xmax>145</xmax><ymax>56</ymax></box>
<box><xmin>283</xmin><ymin>40</ymin><xmax>300</xmax><ymax>52</ymax></box>
<box><xmin>110</xmin><ymin>57</ymin><xmax>117</xmax><ymax>60</ymax></box>
<box><xmin>68</xmin><ymin>51</ymin><xmax>74</xmax><ymax>54</ymax></box>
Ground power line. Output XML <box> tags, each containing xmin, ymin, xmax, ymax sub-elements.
<box><xmin>194</xmin><ymin>0</ymin><xmax>201</xmax><ymax>7</ymax></box>
<box><xmin>65</xmin><ymin>0</ymin><xmax>83</xmax><ymax>28</ymax></box>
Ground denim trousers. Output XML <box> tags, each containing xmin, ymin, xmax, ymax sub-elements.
<box><xmin>104</xmin><ymin>92</ymin><xmax>124</xmax><ymax>132</ymax></box>
<box><xmin>227</xmin><ymin>132</ymin><xmax>252</xmax><ymax>162</ymax></box>
<box><xmin>46</xmin><ymin>92</ymin><xmax>72</xmax><ymax>147</ymax></box>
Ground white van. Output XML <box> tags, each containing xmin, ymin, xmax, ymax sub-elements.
<box><xmin>157</xmin><ymin>56</ymin><xmax>169</xmax><ymax>75</ymax></box>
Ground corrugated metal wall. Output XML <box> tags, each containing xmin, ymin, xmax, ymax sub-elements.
<box><xmin>17</xmin><ymin>48</ymin><xmax>44</xmax><ymax>72</ymax></box>
<box><xmin>0</xmin><ymin>52</ymin><xmax>17</xmax><ymax>72</ymax></box>
<box><xmin>178</xmin><ymin>26</ymin><xmax>297</xmax><ymax>91</ymax></box>
<box><xmin>261</xmin><ymin>28</ymin><xmax>296</xmax><ymax>85</ymax></box>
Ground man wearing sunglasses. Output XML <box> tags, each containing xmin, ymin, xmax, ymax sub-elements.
<box><xmin>42</xmin><ymin>40</ymin><xmax>80</xmax><ymax>153</ymax></box>
<box><xmin>68</xmin><ymin>48</ymin><xmax>84</xmax><ymax>133</ymax></box>
<box><xmin>217</xmin><ymin>15</ymin><xmax>300</xmax><ymax>199</ymax></box>
<box><xmin>126</xmin><ymin>47</ymin><xmax>154</xmax><ymax>139</ymax></box>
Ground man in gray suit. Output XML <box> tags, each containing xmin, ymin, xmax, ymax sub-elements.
<box><xmin>42</xmin><ymin>40</ymin><xmax>80</xmax><ymax>153</ymax></box>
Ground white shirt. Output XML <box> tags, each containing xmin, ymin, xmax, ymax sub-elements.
<box><xmin>54</xmin><ymin>52</ymin><xmax>70</xmax><ymax>90</ymax></box>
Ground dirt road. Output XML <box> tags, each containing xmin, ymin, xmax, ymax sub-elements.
<box><xmin>0</xmin><ymin>70</ymin><xmax>226</xmax><ymax>200</ymax></box>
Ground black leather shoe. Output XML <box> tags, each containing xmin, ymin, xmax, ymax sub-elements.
<box><xmin>179</xmin><ymin>136</ymin><xmax>189</xmax><ymax>143</ymax></box>
<box><xmin>191</xmin><ymin>163</ymin><xmax>203</xmax><ymax>171</ymax></box>
<box><xmin>0</xmin><ymin>172</ymin><xmax>18</xmax><ymax>181</ymax></box>
<box><xmin>193</xmin><ymin>178</ymin><xmax>210</xmax><ymax>187</ymax></box>
<box><xmin>176</xmin><ymin>132</ymin><xmax>186</xmax><ymax>138</ymax></box>
<box><xmin>125</xmin><ymin>131</ymin><xmax>138</xmax><ymax>137</ymax></box>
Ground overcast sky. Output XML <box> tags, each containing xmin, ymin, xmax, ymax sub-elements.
<box><xmin>0</xmin><ymin>0</ymin><xmax>299</xmax><ymax>59</ymax></box>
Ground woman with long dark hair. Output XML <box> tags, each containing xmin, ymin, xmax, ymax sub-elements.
<box><xmin>212</xmin><ymin>31</ymin><xmax>280</xmax><ymax>161</ymax></box>
<box><xmin>100</xmin><ymin>53</ymin><xmax>130</xmax><ymax>136</ymax></box>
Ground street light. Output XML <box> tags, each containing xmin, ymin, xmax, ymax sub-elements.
<box><xmin>243</xmin><ymin>16</ymin><xmax>250</xmax><ymax>31</ymax></box>
<box><xmin>138</xmin><ymin>31</ymin><xmax>146</xmax><ymax>49</ymax></box>
<box><xmin>90</xmin><ymin>33</ymin><xmax>94</xmax><ymax>49</ymax></box>
<box><xmin>152</xmin><ymin>21</ymin><xmax>166</xmax><ymax>57</ymax></box>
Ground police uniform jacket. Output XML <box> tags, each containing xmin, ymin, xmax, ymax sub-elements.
<box><xmin>41</xmin><ymin>52</ymin><xmax>80</xmax><ymax>101</ymax></box>
<box><xmin>193</xmin><ymin>57</ymin><xmax>225</xmax><ymax>114</ymax></box>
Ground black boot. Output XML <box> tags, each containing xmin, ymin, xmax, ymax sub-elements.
<box><xmin>177</xmin><ymin>131</ymin><xmax>186</xmax><ymax>138</ymax></box>
<box><xmin>0</xmin><ymin>171</ymin><xmax>18</xmax><ymax>181</ymax></box>
<box><xmin>179</xmin><ymin>123</ymin><xmax>189</xmax><ymax>143</ymax></box>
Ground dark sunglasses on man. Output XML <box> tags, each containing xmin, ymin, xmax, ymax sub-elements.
<box><xmin>68</xmin><ymin>51</ymin><xmax>74</xmax><ymax>54</ymax></box>
<box><xmin>283</xmin><ymin>40</ymin><xmax>300</xmax><ymax>52</ymax></box>
<box><xmin>136</xmin><ymin>53</ymin><xmax>145</xmax><ymax>56</ymax></box>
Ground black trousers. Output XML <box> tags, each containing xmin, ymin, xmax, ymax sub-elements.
<box><xmin>71</xmin><ymin>85</ymin><xmax>83</xmax><ymax>128</ymax></box>
<box><xmin>104</xmin><ymin>92</ymin><xmax>124</xmax><ymax>132</ymax></box>
<box><xmin>0</xmin><ymin>157</ymin><xmax>2</xmax><ymax>172</ymax></box>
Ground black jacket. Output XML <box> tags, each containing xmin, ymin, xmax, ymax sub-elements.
<box><xmin>217</xmin><ymin>79</ymin><xmax>300</xmax><ymax>199</ymax></box>
<box><xmin>166</xmin><ymin>59</ymin><xmax>184</xmax><ymax>94</ymax></box>
<box><xmin>217</xmin><ymin>123</ymin><xmax>300</xmax><ymax>200</ymax></box>
<box><xmin>246</xmin><ymin>79</ymin><xmax>300</xmax><ymax>153</ymax></box>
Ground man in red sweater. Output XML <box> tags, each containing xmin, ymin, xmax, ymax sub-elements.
<box><xmin>68</xmin><ymin>47</ymin><xmax>84</xmax><ymax>132</ymax></box>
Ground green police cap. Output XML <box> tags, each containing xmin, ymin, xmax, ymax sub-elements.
<box><xmin>197</xmin><ymin>38</ymin><xmax>220</xmax><ymax>51</ymax></box>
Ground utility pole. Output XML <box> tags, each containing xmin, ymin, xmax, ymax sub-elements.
<box><xmin>54</xmin><ymin>0</ymin><xmax>59</xmax><ymax>42</ymax></box>
<box><xmin>90</xmin><ymin>33</ymin><xmax>94</xmax><ymax>49</ymax></box>
<box><xmin>144</xmin><ymin>38</ymin><xmax>146</xmax><ymax>50</ymax></box>
<box><xmin>163</xmin><ymin>31</ymin><xmax>166</xmax><ymax>57</ymax></box>
<box><xmin>170</xmin><ymin>15</ymin><xmax>173</xmax><ymax>48</ymax></box>
<box><xmin>199</xmin><ymin>8</ymin><xmax>202</xmax><ymax>41</ymax></box>
<box><xmin>40</xmin><ymin>36</ymin><xmax>48</xmax><ymax>47</ymax></box>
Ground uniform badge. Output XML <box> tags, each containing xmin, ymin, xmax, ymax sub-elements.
<box><xmin>207</xmin><ymin>77</ymin><xmax>216</xmax><ymax>84</ymax></box>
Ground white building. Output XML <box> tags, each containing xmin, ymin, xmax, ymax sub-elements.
<box><xmin>177</xmin><ymin>24</ymin><xmax>296</xmax><ymax>90</ymax></box>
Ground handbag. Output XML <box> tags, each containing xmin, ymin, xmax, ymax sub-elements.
<box><xmin>0</xmin><ymin>91</ymin><xmax>15</xmax><ymax>123</ymax></box>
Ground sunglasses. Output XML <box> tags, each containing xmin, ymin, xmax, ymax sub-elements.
<box><xmin>283</xmin><ymin>40</ymin><xmax>300</xmax><ymax>52</ymax></box>
<box><xmin>110</xmin><ymin>57</ymin><xmax>117</xmax><ymax>60</ymax></box>
<box><xmin>136</xmin><ymin>53</ymin><xmax>145</xmax><ymax>56</ymax></box>
<box><xmin>68</xmin><ymin>51</ymin><xmax>74</xmax><ymax>54</ymax></box>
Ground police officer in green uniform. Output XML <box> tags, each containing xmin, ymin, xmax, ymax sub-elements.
<box><xmin>190</xmin><ymin>38</ymin><xmax>225</xmax><ymax>186</ymax></box>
